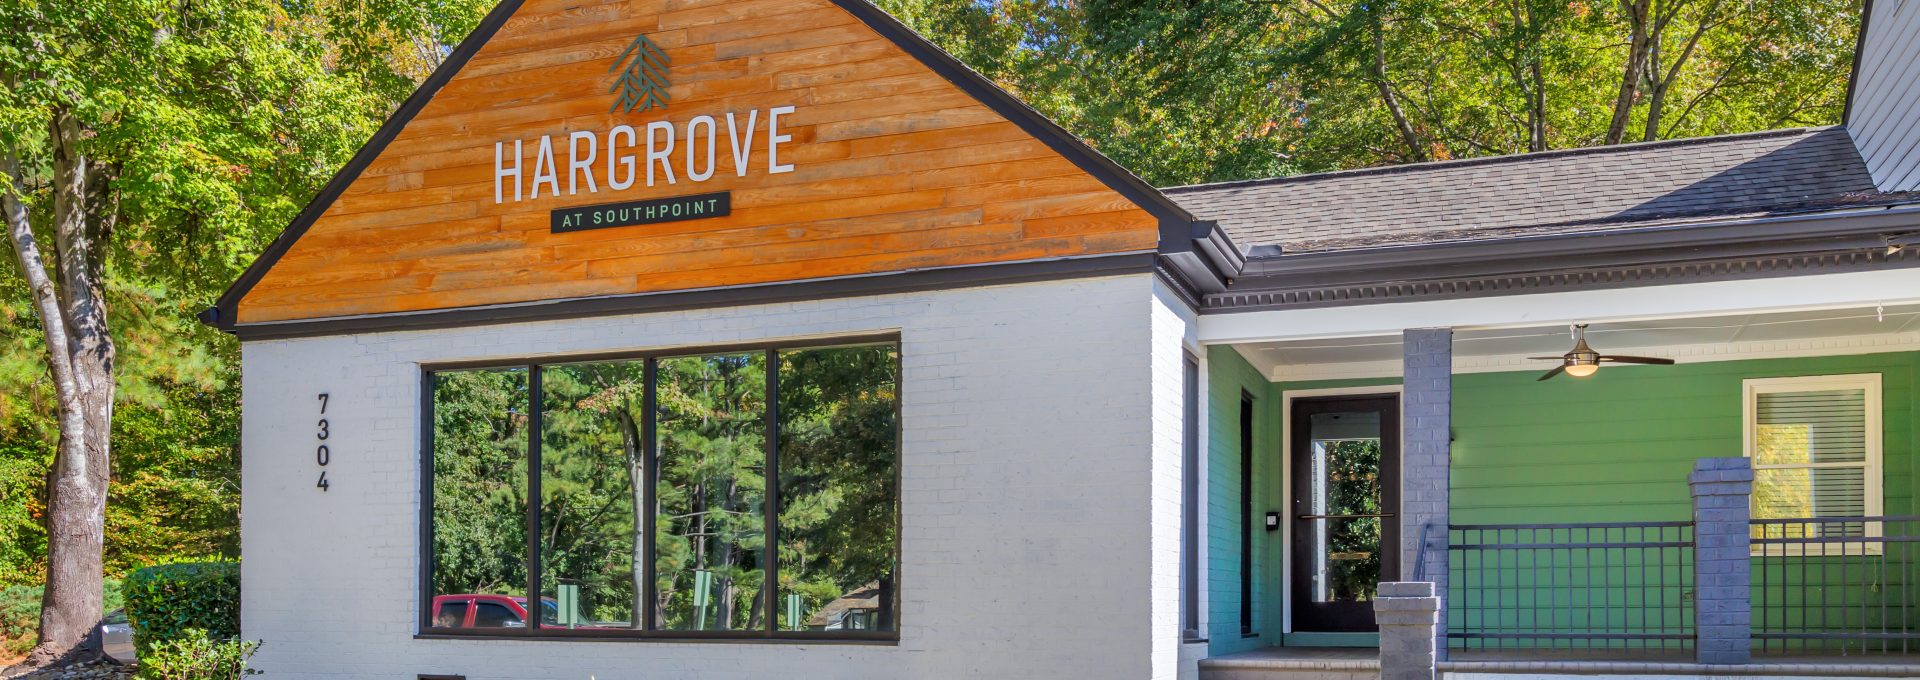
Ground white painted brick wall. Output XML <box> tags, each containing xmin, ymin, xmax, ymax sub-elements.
<box><xmin>1148</xmin><ymin>281</ymin><xmax>1205</xmax><ymax>680</ymax></box>
<box><xmin>239</xmin><ymin>274</ymin><xmax>1195</xmax><ymax>680</ymax></box>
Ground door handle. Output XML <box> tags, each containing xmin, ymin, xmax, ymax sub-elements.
<box><xmin>1295</xmin><ymin>513</ymin><xmax>1395</xmax><ymax>520</ymax></box>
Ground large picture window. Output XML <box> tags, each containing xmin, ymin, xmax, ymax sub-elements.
<box><xmin>1744</xmin><ymin>374</ymin><xmax>1883</xmax><ymax>549</ymax></box>
<box><xmin>424</xmin><ymin>338</ymin><xmax>900</xmax><ymax>640</ymax></box>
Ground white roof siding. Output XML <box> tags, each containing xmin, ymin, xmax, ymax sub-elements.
<box><xmin>1849</xmin><ymin>0</ymin><xmax>1920</xmax><ymax>192</ymax></box>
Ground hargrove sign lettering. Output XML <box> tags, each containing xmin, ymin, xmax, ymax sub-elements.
<box><xmin>493</xmin><ymin>32</ymin><xmax>800</xmax><ymax>208</ymax></box>
<box><xmin>494</xmin><ymin>108</ymin><xmax>795</xmax><ymax>204</ymax></box>
<box><xmin>551</xmin><ymin>192</ymin><xmax>731</xmax><ymax>233</ymax></box>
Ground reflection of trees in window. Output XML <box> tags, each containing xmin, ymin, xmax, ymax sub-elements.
<box><xmin>1323</xmin><ymin>439</ymin><xmax>1381</xmax><ymax>602</ymax></box>
<box><xmin>656</xmin><ymin>353</ymin><xmax>767</xmax><ymax>631</ymax></box>
<box><xmin>1748</xmin><ymin>381</ymin><xmax>1876</xmax><ymax>540</ymax></box>
<box><xmin>430</xmin><ymin>369</ymin><xmax>529</xmax><ymax>604</ymax></box>
<box><xmin>777</xmin><ymin>346</ymin><xmax>899</xmax><ymax>631</ymax></box>
<box><xmin>423</xmin><ymin>341</ymin><xmax>899</xmax><ymax>638</ymax></box>
<box><xmin>539</xmin><ymin>362</ymin><xmax>646</xmax><ymax>628</ymax></box>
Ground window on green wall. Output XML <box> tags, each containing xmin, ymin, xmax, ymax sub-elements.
<box><xmin>1744</xmin><ymin>374</ymin><xmax>1883</xmax><ymax>552</ymax></box>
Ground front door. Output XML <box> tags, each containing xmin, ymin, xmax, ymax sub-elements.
<box><xmin>1289</xmin><ymin>395</ymin><xmax>1400</xmax><ymax>633</ymax></box>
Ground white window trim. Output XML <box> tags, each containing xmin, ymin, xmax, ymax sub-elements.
<box><xmin>1742</xmin><ymin>373</ymin><xmax>1883</xmax><ymax>557</ymax></box>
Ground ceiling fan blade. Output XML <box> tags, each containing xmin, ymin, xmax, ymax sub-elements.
<box><xmin>1527</xmin><ymin>356</ymin><xmax>1567</xmax><ymax>361</ymax></box>
<box><xmin>1600</xmin><ymin>355</ymin><xmax>1676</xmax><ymax>365</ymax></box>
<box><xmin>1536</xmin><ymin>365</ymin><xmax>1566</xmax><ymax>381</ymax></box>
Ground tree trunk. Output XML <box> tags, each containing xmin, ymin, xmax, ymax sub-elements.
<box><xmin>1529</xmin><ymin>56</ymin><xmax>1547</xmax><ymax>152</ymax></box>
<box><xmin>1605</xmin><ymin>0</ymin><xmax>1652</xmax><ymax>144</ymax></box>
<box><xmin>1643</xmin><ymin>5</ymin><xmax>1718</xmax><ymax>141</ymax></box>
<box><xmin>1642</xmin><ymin>35</ymin><xmax>1665</xmax><ymax>141</ymax></box>
<box><xmin>744</xmin><ymin>579</ymin><xmax>763</xmax><ymax>631</ymax></box>
<box><xmin>3</xmin><ymin>108</ymin><xmax>115</xmax><ymax>669</ymax></box>
<box><xmin>619</xmin><ymin>409</ymin><xmax>646</xmax><ymax>629</ymax></box>
<box><xmin>715</xmin><ymin>478</ymin><xmax>740</xmax><ymax>629</ymax></box>
<box><xmin>1369</xmin><ymin>18</ymin><xmax>1426</xmax><ymax>162</ymax></box>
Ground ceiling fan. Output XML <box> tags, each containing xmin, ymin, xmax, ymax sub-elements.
<box><xmin>1532</xmin><ymin>324</ymin><xmax>1674</xmax><ymax>381</ymax></box>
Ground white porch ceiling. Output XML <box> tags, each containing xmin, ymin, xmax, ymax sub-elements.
<box><xmin>1235</xmin><ymin>303</ymin><xmax>1920</xmax><ymax>381</ymax></box>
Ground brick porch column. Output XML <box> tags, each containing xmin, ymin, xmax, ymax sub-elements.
<box><xmin>1376</xmin><ymin>582</ymin><xmax>1440</xmax><ymax>680</ymax></box>
<box><xmin>1401</xmin><ymin>328</ymin><xmax>1451</xmax><ymax>658</ymax></box>
<box><xmin>1690</xmin><ymin>457</ymin><xmax>1754</xmax><ymax>665</ymax></box>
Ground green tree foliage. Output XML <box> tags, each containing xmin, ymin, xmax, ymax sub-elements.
<box><xmin>429</xmin><ymin>369</ymin><xmax>530</xmax><ymax>599</ymax></box>
<box><xmin>0</xmin><ymin>0</ymin><xmax>491</xmax><ymax>592</ymax></box>
<box><xmin>653</xmin><ymin>353</ymin><xmax>768</xmax><ymax>631</ymax></box>
<box><xmin>883</xmin><ymin>0</ymin><xmax>1860</xmax><ymax>184</ymax></box>
<box><xmin>775</xmin><ymin>346</ymin><xmax>899</xmax><ymax>629</ymax></box>
<box><xmin>537</xmin><ymin>363</ymin><xmax>642</xmax><ymax>626</ymax></box>
<box><xmin>0</xmin><ymin>0</ymin><xmax>490</xmax><ymax>662</ymax></box>
<box><xmin>1319</xmin><ymin>440</ymin><xmax>1382</xmax><ymax>600</ymax></box>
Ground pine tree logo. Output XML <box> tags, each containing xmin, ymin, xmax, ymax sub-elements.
<box><xmin>608</xmin><ymin>34</ymin><xmax>670</xmax><ymax>114</ymax></box>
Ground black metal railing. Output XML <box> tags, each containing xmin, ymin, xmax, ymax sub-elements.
<box><xmin>1752</xmin><ymin>516</ymin><xmax>1920</xmax><ymax>656</ymax></box>
<box><xmin>1447</xmin><ymin>521</ymin><xmax>1695</xmax><ymax>656</ymax></box>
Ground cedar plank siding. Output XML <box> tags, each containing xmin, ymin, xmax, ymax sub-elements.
<box><xmin>237</xmin><ymin>0</ymin><xmax>1160</xmax><ymax>323</ymax></box>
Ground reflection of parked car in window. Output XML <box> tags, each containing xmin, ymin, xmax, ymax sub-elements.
<box><xmin>430</xmin><ymin>594</ymin><xmax>558</xmax><ymax>629</ymax></box>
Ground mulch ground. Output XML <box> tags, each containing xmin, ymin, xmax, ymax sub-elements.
<box><xmin>4</xmin><ymin>660</ymin><xmax>132</xmax><ymax>680</ymax></box>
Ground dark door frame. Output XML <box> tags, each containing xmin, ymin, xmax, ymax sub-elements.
<box><xmin>1283</xmin><ymin>390</ymin><xmax>1402</xmax><ymax>635</ymax></box>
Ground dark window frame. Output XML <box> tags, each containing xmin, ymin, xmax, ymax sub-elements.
<box><xmin>1180</xmin><ymin>352</ymin><xmax>1204</xmax><ymax>642</ymax></box>
<box><xmin>1239</xmin><ymin>391</ymin><xmax>1256</xmax><ymax>638</ymax></box>
<box><xmin>417</xmin><ymin>333</ymin><xmax>903</xmax><ymax>643</ymax></box>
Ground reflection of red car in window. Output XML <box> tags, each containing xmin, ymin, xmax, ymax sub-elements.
<box><xmin>431</xmin><ymin>594</ymin><xmax>556</xmax><ymax>629</ymax></box>
<box><xmin>431</xmin><ymin>594</ymin><xmax>623</xmax><ymax>630</ymax></box>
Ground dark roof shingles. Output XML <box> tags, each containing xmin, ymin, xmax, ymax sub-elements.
<box><xmin>1163</xmin><ymin>127</ymin><xmax>1901</xmax><ymax>253</ymax></box>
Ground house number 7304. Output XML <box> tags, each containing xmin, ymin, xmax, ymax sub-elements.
<box><xmin>316</xmin><ymin>393</ymin><xmax>332</xmax><ymax>492</ymax></box>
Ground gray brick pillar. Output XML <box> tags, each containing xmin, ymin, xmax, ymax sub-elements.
<box><xmin>1689</xmin><ymin>457</ymin><xmax>1754</xmax><ymax>665</ymax></box>
<box><xmin>1376</xmin><ymin>582</ymin><xmax>1440</xmax><ymax>680</ymax></box>
<box><xmin>1401</xmin><ymin>328</ymin><xmax>1452</xmax><ymax>658</ymax></box>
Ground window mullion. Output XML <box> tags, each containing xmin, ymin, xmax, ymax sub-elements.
<box><xmin>526</xmin><ymin>364</ymin><xmax>544</xmax><ymax>636</ymax></box>
<box><xmin>764</xmin><ymin>348</ymin><xmax>779</xmax><ymax>638</ymax></box>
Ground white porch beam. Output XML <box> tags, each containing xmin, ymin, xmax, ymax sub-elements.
<box><xmin>1198</xmin><ymin>267</ymin><xmax>1920</xmax><ymax>345</ymax></box>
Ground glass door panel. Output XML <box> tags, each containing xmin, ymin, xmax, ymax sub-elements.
<box><xmin>1291</xmin><ymin>397</ymin><xmax>1399</xmax><ymax>633</ymax></box>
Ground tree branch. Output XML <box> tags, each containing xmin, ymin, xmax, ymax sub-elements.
<box><xmin>0</xmin><ymin>152</ymin><xmax>80</xmax><ymax>413</ymax></box>
<box><xmin>1369</xmin><ymin>17</ymin><xmax>1426</xmax><ymax>161</ymax></box>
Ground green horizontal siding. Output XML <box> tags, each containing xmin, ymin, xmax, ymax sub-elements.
<box><xmin>1205</xmin><ymin>346</ymin><xmax>1278</xmax><ymax>655</ymax></box>
<box><xmin>1452</xmin><ymin>353</ymin><xmax>1917</xmax><ymax>524</ymax></box>
<box><xmin>1205</xmin><ymin>351</ymin><xmax>1920</xmax><ymax>652</ymax></box>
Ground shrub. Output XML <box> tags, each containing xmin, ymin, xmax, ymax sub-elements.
<box><xmin>123</xmin><ymin>561</ymin><xmax>238</xmax><ymax>657</ymax></box>
<box><xmin>135</xmin><ymin>628</ymin><xmax>259</xmax><ymax>680</ymax></box>
<box><xmin>0</xmin><ymin>579</ymin><xmax>123</xmax><ymax>658</ymax></box>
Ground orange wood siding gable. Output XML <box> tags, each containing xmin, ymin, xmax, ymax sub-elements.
<box><xmin>235</xmin><ymin>0</ymin><xmax>1166</xmax><ymax>324</ymax></box>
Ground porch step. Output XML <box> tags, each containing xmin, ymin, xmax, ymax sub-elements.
<box><xmin>1199</xmin><ymin>648</ymin><xmax>1379</xmax><ymax>680</ymax></box>
<box><xmin>1441</xmin><ymin>658</ymin><xmax>1920</xmax><ymax>678</ymax></box>
<box><xmin>1200</xmin><ymin>648</ymin><xmax>1920</xmax><ymax>680</ymax></box>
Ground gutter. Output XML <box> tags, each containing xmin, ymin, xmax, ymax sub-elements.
<box><xmin>1229</xmin><ymin>204</ymin><xmax>1920</xmax><ymax>290</ymax></box>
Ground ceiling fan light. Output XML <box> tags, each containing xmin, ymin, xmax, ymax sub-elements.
<box><xmin>1565</xmin><ymin>363</ymin><xmax>1600</xmax><ymax>378</ymax></box>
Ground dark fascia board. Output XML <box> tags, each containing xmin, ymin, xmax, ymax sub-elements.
<box><xmin>1204</xmin><ymin>249</ymin><xmax>1920</xmax><ymax>314</ymax></box>
<box><xmin>1842</xmin><ymin>0</ymin><xmax>1875</xmax><ymax>125</ymax></box>
<box><xmin>201</xmin><ymin>0</ymin><xmax>1203</xmax><ymax>332</ymax></box>
<box><xmin>1230</xmin><ymin>204</ymin><xmax>1920</xmax><ymax>291</ymax></box>
<box><xmin>199</xmin><ymin>0</ymin><xmax>528</xmax><ymax>331</ymax></box>
<box><xmin>225</xmin><ymin>252</ymin><xmax>1156</xmax><ymax>341</ymax></box>
<box><xmin>1191</xmin><ymin>220</ymin><xmax>1245</xmax><ymax>275</ymax></box>
<box><xmin>1154</xmin><ymin>220</ymin><xmax>1241</xmax><ymax>295</ymax></box>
